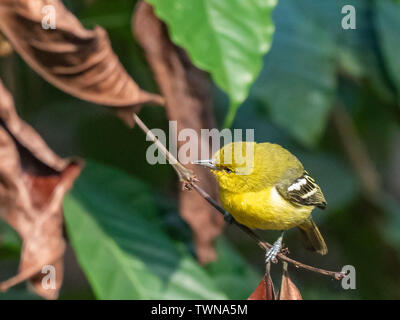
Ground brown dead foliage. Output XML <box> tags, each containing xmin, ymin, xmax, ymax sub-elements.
<box><xmin>133</xmin><ymin>1</ymin><xmax>225</xmax><ymax>264</ymax></box>
<box><xmin>0</xmin><ymin>0</ymin><xmax>164</xmax><ymax>126</ymax></box>
<box><xmin>279</xmin><ymin>262</ymin><xmax>303</xmax><ymax>300</ymax></box>
<box><xmin>0</xmin><ymin>79</ymin><xmax>82</xmax><ymax>299</ymax></box>
<box><xmin>248</xmin><ymin>263</ymin><xmax>303</xmax><ymax>300</ymax></box>
<box><xmin>248</xmin><ymin>271</ymin><xmax>276</xmax><ymax>300</ymax></box>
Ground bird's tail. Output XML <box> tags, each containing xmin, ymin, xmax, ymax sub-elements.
<box><xmin>298</xmin><ymin>218</ymin><xmax>328</xmax><ymax>255</ymax></box>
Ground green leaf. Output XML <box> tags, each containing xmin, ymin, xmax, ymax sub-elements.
<box><xmin>378</xmin><ymin>193</ymin><xmax>400</xmax><ymax>254</ymax></box>
<box><xmin>375</xmin><ymin>0</ymin><xmax>400</xmax><ymax>99</ymax></box>
<box><xmin>0</xmin><ymin>220</ymin><xmax>21</xmax><ymax>257</ymax></box>
<box><xmin>333</xmin><ymin>1</ymin><xmax>394</xmax><ymax>103</ymax></box>
<box><xmin>205</xmin><ymin>238</ymin><xmax>261</xmax><ymax>299</ymax></box>
<box><xmin>298</xmin><ymin>152</ymin><xmax>360</xmax><ymax>217</ymax></box>
<box><xmin>64</xmin><ymin>161</ymin><xmax>226</xmax><ymax>299</ymax></box>
<box><xmin>77</xmin><ymin>0</ymin><xmax>133</xmax><ymax>29</ymax></box>
<box><xmin>252</xmin><ymin>0</ymin><xmax>393</xmax><ymax>146</ymax></box>
<box><xmin>252</xmin><ymin>0</ymin><xmax>336</xmax><ymax>146</ymax></box>
<box><xmin>0</xmin><ymin>289</ymin><xmax>42</xmax><ymax>300</ymax></box>
<box><xmin>146</xmin><ymin>0</ymin><xmax>277</xmax><ymax>126</ymax></box>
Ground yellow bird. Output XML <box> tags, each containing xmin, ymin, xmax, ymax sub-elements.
<box><xmin>193</xmin><ymin>141</ymin><xmax>327</xmax><ymax>262</ymax></box>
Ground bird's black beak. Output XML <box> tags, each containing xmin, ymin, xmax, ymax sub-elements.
<box><xmin>192</xmin><ymin>159</ymin><xmax>219</xmax><ymax>170</ymax></box>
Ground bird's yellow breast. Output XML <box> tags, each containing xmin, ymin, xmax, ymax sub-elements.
<box><xmin>220</xmin><ymin>186</ymin><xmax>313</xmax><ymax>230</ymax></box>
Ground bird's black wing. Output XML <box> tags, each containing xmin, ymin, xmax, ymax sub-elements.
<box><xmin>276</xmin><ymin>171</ymin><xmax>327</xmax><ymax>209</ymax></box>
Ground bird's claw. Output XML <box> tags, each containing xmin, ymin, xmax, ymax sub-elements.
<box><xmin>280</xmin><ymin>247</ymin><xmax>290</xmax><ymax>255</ymax></box>
<box><xmin>181</xmin><ymin>175</ymin><xmax>199</xmax><ymax>191</ymax></box>
<box><xmin>265</xmin><ymin>247</ymin><xmax>279</xmax><ymax>264</ymax></box>
<box><xmin>182</xmin><ymin>182</ymin><xmax>193</xmax><ymax>191</ymax></box>
<box><xmin>265</xmin><ymin>236</ymin><xmax>283</xmax><ymax>264</ymax></box>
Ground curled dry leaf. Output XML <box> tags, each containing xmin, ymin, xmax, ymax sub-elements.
<box><xmin>0</xmin><ymin>79</ymin><xmax>82</xmax><ymax>299</ymax></box>
<box><xmin>279</xmin><ymin>262</ymin><xmax>303</xmax><ymax>300</ymax></box>
<box><xmin>248</xmin><ymin>268</ymin><xmax>276</xmax><ymax>300</ymax></box>
<box><xmin>133</xmin><ymin>1</ymin><xmax>224</xmax><ymax>264</ymax></box>
<box><xmin>0</xmin><ymin>0</ymin><xmax>164</xmax><ymax>126</ymax></box>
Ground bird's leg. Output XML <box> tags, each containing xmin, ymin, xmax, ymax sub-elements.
<box><xmin>265</xmin><ymin>231</ymin><xmax>285</xmax><ymax>264</ymax></box>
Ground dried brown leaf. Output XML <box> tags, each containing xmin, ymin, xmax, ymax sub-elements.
<box><xmin>278</xmin><ymin>262</ymin><xmax>303</xmax><ymax>300</ymax></box>
<box><xmin>0</xmin><ymin>0</ymin><xmax>164</xmax><ymax>126</ymax></box>
<box><xmin>248</xmin><ymin>273</ymin><xmax>276</xmax><ymax>300</ymax></box>
<box><xmin>133</xmin><ymin>1</ymin><xmax>224</xmax><ymax>264</ymax></box>
<box><xmin>0</xmin><ymin>79</ymin><xmax>82</xmax><ymax>299</ymax></box>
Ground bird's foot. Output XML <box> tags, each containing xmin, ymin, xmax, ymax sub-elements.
<box><xmin>180</xmin><ymin>173</ymin><xmax>198</xmax><ymax>191</ymax></box>
<box><xmin>223</xmin><ymin>212</ymin><xmax>234</xmax><ymax>224</ymax></box>
<box><xmin>280</xmin><ymin>247</ymin><xmax>290</xmax><ymax>256</ymax></box>
<box><xmin>265</xmin><ymin>232</ymin><xmax>284</xmax><ymax>264</ymax></box>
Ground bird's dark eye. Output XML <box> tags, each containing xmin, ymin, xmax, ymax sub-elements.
<box><xmin>224</xmin><ymin>167</ymin><xmax>233</xmax><ymax>173</ymax></box>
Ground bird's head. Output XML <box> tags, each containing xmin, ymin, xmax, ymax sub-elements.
<box><xmin>193</xmin><ymin>141</ymin><xmax>266</xmax><ymax>193</ymax></box>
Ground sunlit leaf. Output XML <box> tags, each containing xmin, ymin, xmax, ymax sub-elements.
<box><xmin>146</xmin><ymin>0</ymin><xmax>277</xmax><ymax>126</ymax></box>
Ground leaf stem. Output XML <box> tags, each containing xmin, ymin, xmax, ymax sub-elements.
<box><xmin>222</xmin><ymin>102</ymin><xmax>239</xmax><ymax>128</ymax></box>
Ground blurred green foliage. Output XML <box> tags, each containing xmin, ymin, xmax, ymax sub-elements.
<box><xmin>1</xmin><ymin>0</ymin><xmax>400</xmax><ymax>300</ymax></box>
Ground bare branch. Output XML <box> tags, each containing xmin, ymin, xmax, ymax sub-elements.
<box><xmin>133</xmin><ymin>113</ymin><xmax>195</xmax><ymax>183</ymax></box>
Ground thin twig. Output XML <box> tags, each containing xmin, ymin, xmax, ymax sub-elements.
<box><xmin>133</xmin><ymin>113</ymin><xmax>195</xmax><ymax>184</ymax></box>
<box><xmin>133</xmin><ymin>113</ymin><xmax>345</xmax><ymax>280</ymax></box>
